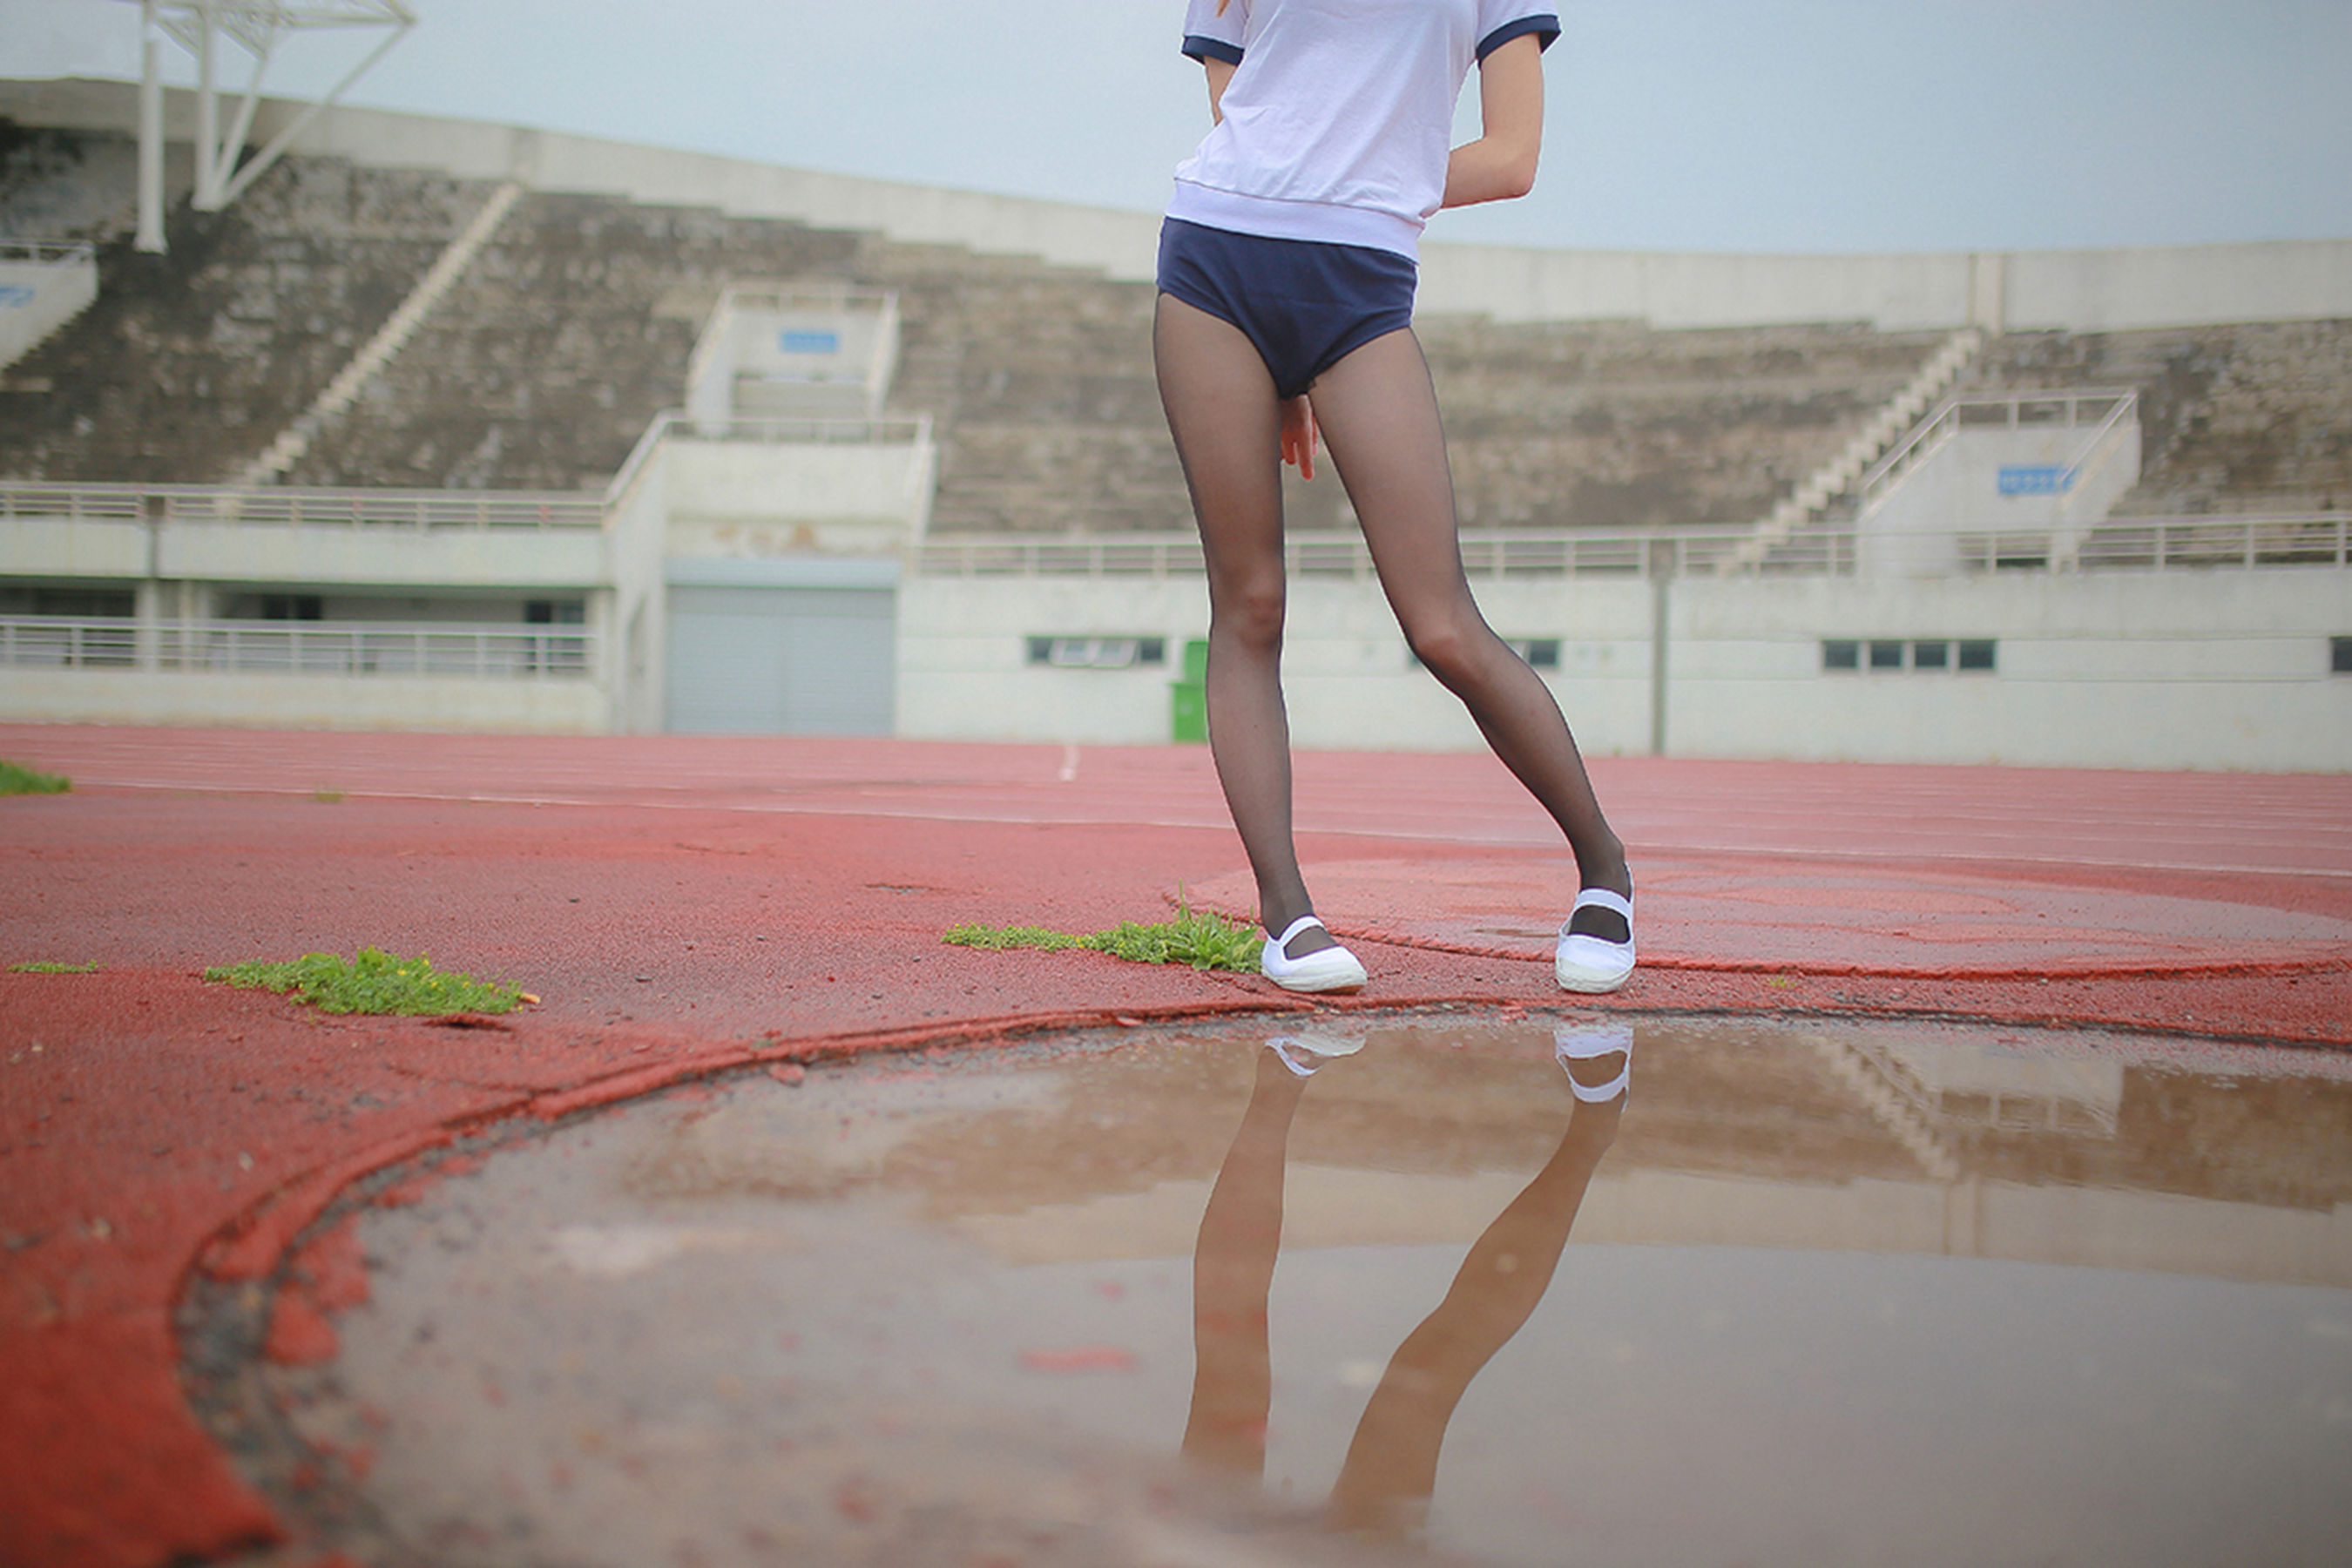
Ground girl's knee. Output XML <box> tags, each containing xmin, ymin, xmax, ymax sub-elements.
<box><xmin>1210</xmin><ymin>571</ymin><xmax>1288</xmax><ymax>650</ymax></box>
<box><xmin>1402</xmin><ymin>613</ymin><xmax>1489</xmax><ymax>685</ymax></box>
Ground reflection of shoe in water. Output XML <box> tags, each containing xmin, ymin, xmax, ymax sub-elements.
<box><xmin>1261</xmin><ymin>915</ymin><xmax>1368</xmax><ymax>993</ymax></box>
<box><xmin>1266</xmin><ymin>1028</ymin><xmax>1367</xmax><ymax>1078</ymax></box>
<box><xmin>1555</xmin><ymin>1021</ymin><xmax>1632</xmax><ymax>1102</ymax></box>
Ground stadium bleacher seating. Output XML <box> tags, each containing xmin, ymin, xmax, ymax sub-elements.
<box><xmin>3</xmin><ymin>125</ymin><xmax>2343</xmax><ymax>537</ymax></box>
<box><xmin>1963</xmin><ymin>320</ymin><xmax>2352</xmax><ymax>517</ymax></box>
<box><xmin>0</xmin><ymin>131</ymin><xmax>491</xmax><ymax>484</ymax></box>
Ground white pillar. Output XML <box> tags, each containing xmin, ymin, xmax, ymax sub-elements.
<box><xmin>193</xmin><ymin>3</ymin><xmax>220</xmax><ymax>210</ymax></box>
<box><xmin>134</xmin><ymin>579</ymin><xmax>166</xmax><ymax>672</ymax></box>
<box><xmin>1969</xmin><ymin>252</ymin><xmax>2008</xmax><ymax>336</ymax></box>
<box><xmin>136</xmin><ymin>8</ymin><xmax>166</xmax><ymax>253</ymax></box>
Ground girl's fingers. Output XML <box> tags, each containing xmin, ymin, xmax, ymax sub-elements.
<box><xmin>1281</xmin><ymin>397</ymin><xmax>1316</xmax><ymax>480</ymax></box>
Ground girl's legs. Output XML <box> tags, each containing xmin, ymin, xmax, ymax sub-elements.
<box><xmin>1326</xmin><ymin>1086</ymin><xmax>1622</xmax><ymax>1535</ymax></box>
<box><xmin>1154</xmin><ymin>293</ymin><xmax>1335</xmax><ymax>957</ymax></box>
<box><xmin>1182</xmin><ymin>1046</ymin><xmax>1310</xmax><ymax>1476</ymax></box>
<box><xmin>1308</xmin><ymin>329</ymin><xmax>1632</xmax><ymax>927</ymax></box>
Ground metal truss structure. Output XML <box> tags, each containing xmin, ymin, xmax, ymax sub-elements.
<box><xmin>125</xmin><ymin>1</ymin><xmax>419</xmax><ymax>252</ymax></box>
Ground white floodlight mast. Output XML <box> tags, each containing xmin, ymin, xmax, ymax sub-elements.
<box><xmin>127</xmin><ymin>1</ymin><xmax>418</xmax><ymax>253</ymax></box>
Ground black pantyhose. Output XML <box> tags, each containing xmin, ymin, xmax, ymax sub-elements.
<box><xmin>1154</xmin><ymin>295</ymin><xmax>1630</xmax><ymax>955</ymax></box>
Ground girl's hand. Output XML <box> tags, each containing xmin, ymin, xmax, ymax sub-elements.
<box><xmin>1281</xmin><ymin>395</ymin><xmax>1317</xmax><ymax>480</ymax></box>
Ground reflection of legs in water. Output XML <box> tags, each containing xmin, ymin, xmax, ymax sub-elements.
<box><xmin>1326</xmin><ymin>1079</ymin><xmax>1624</xmax><ymax>1538</ymax></box>
<box><xmin>1183</xmin><ymin>1047</ymin><xmax>1310</xmax><ymax>1477</ymax></box>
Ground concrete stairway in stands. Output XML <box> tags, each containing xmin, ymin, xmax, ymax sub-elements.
<box><xmin>237</xmin><ymin>181</ymin><xmax>524</xmax><ymax>487</ymax></box>
<box><xmin>1720</xmin><ymin>328</ymin><xmax>1983</xmax><ymax>571</ymax></box>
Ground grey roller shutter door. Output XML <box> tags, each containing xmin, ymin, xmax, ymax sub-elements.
<box><xmin>664</xmin><ymin>585</ymin><xmax>895</xmax><ymax>735</ymax></box>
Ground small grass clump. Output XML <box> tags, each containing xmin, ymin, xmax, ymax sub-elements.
<box><xmin>0</xmin><ymin>760</ymin><xmax>71</xmax><ymax>795</ymax></box>
<box><xmin>941</xmin><ymin>923</ymin><xmax>1085</xmax><ymax>953</ymax></box>
<box><xmin>944</xmin><ymin>903</ymin><xmax>1263</xmax><ymax>974</ymax></box>
<box><xmin>9</xmin><ymin>961</ymin><xmax>99</xmax><ymax>975</ymax></box>
<box><xmin>205</xmin><ymin>947</ymin><xmax>526</xmax><ymax>1016</ymax></box>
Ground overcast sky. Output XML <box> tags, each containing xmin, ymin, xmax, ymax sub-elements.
<box><xmin>5</xmin><ymin>0</ymin><xmax>2349</xmax><ymax>254</ymax></box>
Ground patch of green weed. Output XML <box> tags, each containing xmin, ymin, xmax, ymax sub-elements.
<box><xmin>9</xmin><ymin>961</ymin><xmax>99</xmax><ymax>975</ymax></box>
<box><xmin>944</xmin><ymin>902</ymin><xmax>1263</xmax><ymax>974</ymax></box>
<box><xmin>0</xmin><ymin>760</ymin><xmax>70</xmax><ymax>795</ymax></box>
<box><xmin>943</xmin><ymin>923</ymin><xmax>1085</xmax><ymax>952</ymax></box>
<box><xmin>310</xmin><ymin>787</ymin><xmax>347</xmax><ymax>804</ymax></box>
<box><xmin>204</xmin><ymin>947</ymin><xmax>524</xmax><ymax>1016</ymax></box>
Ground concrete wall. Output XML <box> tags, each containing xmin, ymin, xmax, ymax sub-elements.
<box><xmin>605</xmin><ymin>441</ymin><xmax>672</xmax><ymax>735</ymax></box>
<box><xmin>1668</xmin><ymin>571</ymin><xmax>2352</xmax><ymax>770</ymax></box>
<box><xmin>1860</xmin><ymin>421</ymin><xmax>2143</xmax><ymax>576</ymax></box>
<box><xmin>0</xmin><ymin>669</ymin><xmax>607</xmax><ymax>732</ymax></box>
<box><xmin>158</xmin><ymin>522</ymin><xmax>606</xmax><ymax>590</ymax></box>
<box><xmin>0</xmin><ymin>517</ymin><xmax>148</xmax><ymax>578</ymax></box>
<box><xmin>0</xmin><ymin>514</ymin><xmax>606</xmax><ymax>589</ymax></box>
<box><xmin>7</xmin><ymin>77</ymin><xmax>2348</xmax><ymax>335</ymax></box>
<box><xmin>901</xmin><ymin>568</ymin><xmax>2352</xmax><ymax>771</ymax></box>
<box><xmin>0</xmin><ymin>248</ymin><xmax>98</xmax><ymax>370</ymax></box>
<box><xmin>660</xmin><ymin>436</ymin><xmax>936</xmax><ymax>555</ymax></box>
<box><xmin>1414</xmin><ymin>239</ymin><xmax>2352</xmax><ymax>333</ymax></box>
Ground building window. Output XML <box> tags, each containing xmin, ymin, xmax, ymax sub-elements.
<box><xmin>1824</xmin><ymin>638</ymin><xmax>1997</xmax><ymax>673</ymax></box>
<box><xmin>0</xmin><ymin>587</ymin><xmax>137</xmax><ymax>618</ymax></box>
<box><xmin>260</xmin><ymin>595</ymin><xmax>323</xmax><ymax>621</ymax></box>
<box><xmin>1027</xmin><ymin>637</ymin><xmax>1165</xmax><ymax>669</ymax></box>
<box><xmin>2334</xmin><ymin>637</ymin><xmax>2352</xmax><ymax>675</ymax></box>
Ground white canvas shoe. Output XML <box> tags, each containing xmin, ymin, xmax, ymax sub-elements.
<box><xmin>1556</xmin><ymin>888</ymin><xmax>1635</xmax><ymax>994</ymax></box>
<box><xmin>1260</xmin><ymin>915</ymin><xmax>1368</xmax><ymax>994</ymax></box>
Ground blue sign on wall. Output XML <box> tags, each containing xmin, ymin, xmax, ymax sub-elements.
<box><xmin>1999</xmin><ymin>465</ymin><xmax>2072</xmax><ymax>496</ymax></box>
<box><xmin>0</xmin><ymin>285</ymin><xmax>37</xmax><ymax>308</ymax></box>
<box><xmin>780</xmin><ymin>330</ymin><xmax>841</xmax><ymax>355</ymax></box>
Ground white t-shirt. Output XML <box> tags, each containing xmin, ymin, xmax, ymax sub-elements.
<box><xmin>1171</xmin><ymin>0</ymin><xmax>1559</xmax><ymax>259</ymax></box>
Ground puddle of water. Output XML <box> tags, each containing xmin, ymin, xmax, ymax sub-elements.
<box><xmin>235</xmin><ymin>1015</ymin><xmax>2352</xmax><ymax>1567</ymax></box>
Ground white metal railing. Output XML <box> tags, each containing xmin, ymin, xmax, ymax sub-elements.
<box><xmin>0</xmin><ymin>240</ymin><xmax>96</xmax><ymax>266</ymax></box>
<box><xmin>0</xmin><ymin>618</ymin><xmax>595</xmax><ymax>679</ymax></box>
<box><xmin>0</xmin><ymin>618</ymin><xmax>138</xmax><ymax>667</ymax></box>
<box><xmin>915</xmin><ymin>514</ymin><xmax>2350</xmax><ymax>582</ymax></box>
<box><xmin>1</xmin><ymin>414</ymin><xmax>933</xmax><ymax>536</ymax></box>
<box><xmin>0</xmin><ymin>482</ymin><xmax>603</xmax><ymax>530</ymax></box>
<box><xmin>1861</xmin><ymin>389</ymin><xmax>2138</xmax><ymax>513</ymax></box>
<box><xmin>1964</xmin><ymin>514</ymin><xmax>2352</xmax><ymax>573</ymax></box>
<box><xmin>916</xmin><ymin>527</ymin><xmax>1767</xmax><ymax>582</ymax></box>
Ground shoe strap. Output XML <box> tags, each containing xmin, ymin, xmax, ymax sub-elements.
<box><xmin>1566</xmin><ymin>1060</ymin><xmax>1632</xmax><ymax>1104</ymax></box>
<box><xmin>1570</xmin><ymin>887</ymin><xmax>1632</xmax><ymax>920</ymax></box>
<box><xmin>1270</xmin><ymin>914</ymin><xmax>1328</xmax><ymax>947</ymax></box>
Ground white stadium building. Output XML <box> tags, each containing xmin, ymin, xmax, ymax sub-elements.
<box><xmin>3</xmin><ymin>66</ymin><xmax>2349</xmax><ymax>769</ymax></box>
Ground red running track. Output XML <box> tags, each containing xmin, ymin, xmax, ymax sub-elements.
<box><xmin>3</xmin><ymin>727</ymin><xmax>2349</xmax><ymax>1568</ymax></box>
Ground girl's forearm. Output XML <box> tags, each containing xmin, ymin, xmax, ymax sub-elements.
<box><xmin>1442</xmin><ymin>138</ymin><xmax>1539</xmax><ymax>207</ymax></box>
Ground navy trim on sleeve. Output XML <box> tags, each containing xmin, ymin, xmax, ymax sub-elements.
<box><xmin>1181</xmin><ymin>34</ymin><xmax>1246</xmax><ymax>65</ymax></box>
<box><xmin>1476</xmin><ymin>15</ymin><xmax>1560</xmax><ymax>61</ymax></box>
